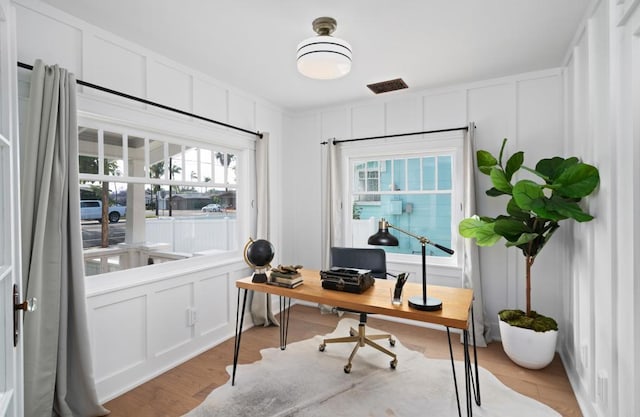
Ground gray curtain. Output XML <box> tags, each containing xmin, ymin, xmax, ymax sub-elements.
<box><xmin>462</xmin><ymin>122</ymin><xmax>490</xmax><ymax>346</ymax></box>
<box><xmin>321</xmin><ymin>140</ymin><xmax>342</xmax><ymax>267</ymax></box>
<box><xmin>248</xmin><ymin>132</ymin><xmax>278</xmax><ymax>326</ymax></box>
<box><xmin>20</xmin><ymin>60</ymin><xmax>107</xmax><ymax>417</ymax></box>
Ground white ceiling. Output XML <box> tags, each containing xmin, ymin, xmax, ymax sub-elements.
<box><xmin>39</xmin><ymin>0</ymin><xmax>590</xmax><ymax>112</ymax></box>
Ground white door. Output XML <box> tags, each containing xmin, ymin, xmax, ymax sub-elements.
<box><xmin>0</xmin><ymin>2</ymin><xmax>24</xmax><ymax>416</ymax></box>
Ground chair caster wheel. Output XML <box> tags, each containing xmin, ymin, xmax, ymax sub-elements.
<box><xmin>390</xmin><ymin>359</ymin><xmax>398</xmax><ymax>369</ymax></box>
<box><xmin>349</xmin><ymin>329</ymin><xmax>356</xmax><ymax>337</ymax></box>
<box><xmin>319</xmin><ymin>344</ymin><xmax>326</xmax><ymax>352</ymax></box>
<box><xmin>389</xmin><ymin>338</ymin><xmax>396</xmax><ymax>347</ymax></box>
<box><xmin>344</xmin><ymin>364</ymin><xmax>352</xmax><ymax>373</ymax></box>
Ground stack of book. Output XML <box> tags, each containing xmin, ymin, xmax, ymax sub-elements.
<box><xmin>268</xmin><ymin>269</ymin><xmax>303</xmax><ymax>288</ymax></box>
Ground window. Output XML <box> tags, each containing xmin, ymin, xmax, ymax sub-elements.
<box><xmin>345</xmin><ymin>134</ymin><xmax>463</xmax><ymax>265</ymax></box>
<box><xmin>77</xmin><ymin>125</ymin><xmax>243</xmax><ymax>275</ymax></box>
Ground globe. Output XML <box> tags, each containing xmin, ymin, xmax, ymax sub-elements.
<box><xmin>243</xmin><ymin>238</ymin><xmax>275</xmax><ymax>283</ymax></box>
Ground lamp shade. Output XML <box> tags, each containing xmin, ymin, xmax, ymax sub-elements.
<box><xmin>296</xmin><ymin>36</ymin><xmax>352</xmax><ymax>79</ymax></box>
<box><xmin>297</xmin><ymin>17</ymin><xmax>352</xmax><ymax>80</ymax></box>
<box><xmin>367</xmin><ymin>220</ymin><xmax>399</xmax><ymax>246</ymax></box>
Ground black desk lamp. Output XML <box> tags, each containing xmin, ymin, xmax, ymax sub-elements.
<box><xmin>368</xmin><ymin>218</ymin><xmax>454</xmax><ymax>311</ymax></box>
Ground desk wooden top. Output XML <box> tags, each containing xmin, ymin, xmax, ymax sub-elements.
<box><xmin>237</xmin><ymin>269</ymin><xmax>473</xmax><ymax>330</ymax></box>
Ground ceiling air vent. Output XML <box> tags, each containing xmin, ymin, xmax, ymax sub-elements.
<box><xmin>366</xmin><ymin>78</ymin><xmax>408</xmax><ymax>94</ymax></box>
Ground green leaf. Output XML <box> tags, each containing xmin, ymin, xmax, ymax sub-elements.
<box><xmin>505</xmin><ymin>151</ymin><xmax>524</xmax><ymax>181</ymax></box>
<box><xmin>505</xmin><ymin>232</ymin><xmax>539</xmax><ymax>247</ymax></box>
<box><xmin>530</xmin><ymin>203</ymin><xmax>568</xmax><ymax>221</ymax></box>
<box><xmin>494</xmin><ymin>218</ymin><xmax>529</xmax><ymax>241</ymax></box>
<box><xmin>546</xmin><ymin>196</ymin><xmax>594</xmax><ymax>222</ymax></box>
<box><xmin>458</xmin><ymin>217</ymin><xmax>502</xmax><ymax>246</ymax></box>
<box><xmin>535</xmin><ymin>157</ymin><xmax>565</xmax><ymax>181</ymax></box>
<box><xmin>506</xmin><ymin>198</ymin><xmax>530</xmax><ymax>220</ymax></box>
<box><xmin>512</xmin><ymin>180</ymin><xmax>544</xmax><ymax>211</ymax></box>
<box><xmin>477</xmin><ymin>150</ymin><xmax>497</xmax><ymax>175</ymax></box>
<box><xmin>486</xmin><ymin>187</ymin><xmax>508</xmax><ymax>197</ymax></box>
<box><xmin>554</xmin><ymin>163</ymin><xmax>600</xmax><ymax>198</ymax></box>
<box><xmin>490</xmin><ymin>167</ymin><xmax>513</xmax><ymax>194</ymax></box>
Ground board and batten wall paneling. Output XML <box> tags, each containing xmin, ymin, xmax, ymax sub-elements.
<box><xmin>14</xmin><ymin>4</ymin><xmax>81</xmax><ymax>74</ymax></box>
<box><xmin>91</xmin><ymin>295</ymin><xmax>148</xmax><ymax>384</ymax></box>
<box><xmin>83</xmin><ymin>34</ymin><xmax>147</xmax><ymax>107</ymax></box>
<box><xmin>192</xmin><ymin>76</ymin><xmax>228</xmax><ymax>123</ymax></box>
<box><xmin>559</xmin><ymin>1</ymin><xmax>640</xmax><ymax>416</ymax></box>
<box><xmin>86</xmin><ymin>262</ymin><xmax>247</xmax><ymax>402</ymax></box>
<box><xmin>351</xmin><ymin>103</ymin><xmax>385</xmax><ymax>138</ymax></box>
<box><xmin>515</xmin><ymin>75</ymin><xmax>565</xmax><ymax>326</ymax></box>
<box><xmin>423</xmin><ymin>90</ymin><xmax>467</xmax><ymax>131</ymax></box>
<box><xmin>385</xmin><ymin>96</ymin><xmax>421</xmax><ymax>135</ymax></box>
<box><xmin>281</xmin><ymin>113</ymin><xmax>323</xmax><ymax>270</ymax></box>
<box><xmin>466</xmin><ymin>81</ymin><xmax>518</xmax><ymax>339</ymax></box>
<box><xmin>147</xmin><ymin>59</ymin><xmax>193</xmax><ymax>118</ymax></box>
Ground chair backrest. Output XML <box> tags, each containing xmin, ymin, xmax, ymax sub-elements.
<box><xmin>330</xmin><ymin>247</ymin><xmax>387</xmax><ymax>279</ymax></box>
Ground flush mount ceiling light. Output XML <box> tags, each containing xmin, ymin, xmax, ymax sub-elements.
<box><xmin>297</xmin><ymin>17</ymin><xmax>352</xmax><ymax>80</ymax></box>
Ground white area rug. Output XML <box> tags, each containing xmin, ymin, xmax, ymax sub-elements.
<box><xmin>185</xmin><ymin>318</ymin><xmax>560</xmax><ymax>417</ymax></box>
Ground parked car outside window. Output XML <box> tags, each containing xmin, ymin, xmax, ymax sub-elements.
<box><xmin>201</xmin><ymin>203</ymin><xmax>222</xmax><ymax>212</ymax></box>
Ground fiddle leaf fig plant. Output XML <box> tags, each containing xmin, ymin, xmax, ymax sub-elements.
<box><xmin>459</xmin><ymin>138</ymin><xmax>599</xmax><ymax>330</ymax></box>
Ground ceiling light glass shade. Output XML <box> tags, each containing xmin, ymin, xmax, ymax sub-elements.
<box><xmin>296</xmin><ymin>35</ymin><xmax>352</xmax><ymax>80</ymax></box>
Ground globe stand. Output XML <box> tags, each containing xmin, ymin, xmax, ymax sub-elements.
<box><xmin>252</xmin><ymin>267</ymin><xmax>269</xmax><ymax>283</ymax></box>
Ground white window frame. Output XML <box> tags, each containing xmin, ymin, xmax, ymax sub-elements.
<box><xmin>76</xmin><ymin>111</ymin><xmax>254</xmax><ymax>270</ymax></box>
<box><xmin>338</xmin><ymin>131</ymin><xmax>464</xmax><ymax>269</ymax></box>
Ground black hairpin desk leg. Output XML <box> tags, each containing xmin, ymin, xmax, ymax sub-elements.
<box><xmin>278</xmin><ymin>296</ymin><xmax>292</xmax><ymax>349</ymax></box>
<box><xmin>231</xmin><ymin>288</ymin><xmax>248</xmax><ymax>386</ymax></box>
<box><xmin>446</xmin><ymin>304</ymin><xmax>482</xmax><ymax>417</ymax></box>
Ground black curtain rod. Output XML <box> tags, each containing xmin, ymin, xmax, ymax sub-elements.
<box><xmin>323</xmin><ymin>126</ymin><xmax>469</xmax><ymax>145</ymax></box>
<box><xmin>17</xmin><ymin>61</ymin><xmax>263</xmax><ymax>139</ymax></box>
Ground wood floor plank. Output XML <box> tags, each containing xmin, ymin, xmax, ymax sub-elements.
<box><xmin>104</xmin><ymin>304</ymin><xmax>582</xmax><ymax>416</ymax></box>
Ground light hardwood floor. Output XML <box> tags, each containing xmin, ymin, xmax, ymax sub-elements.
<box><xmin>104</xmin><ymin>304</ymin><xmax>582</xmax><ymax>416</ymax></box>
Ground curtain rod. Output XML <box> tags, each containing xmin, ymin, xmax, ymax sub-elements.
<box><xmin>322</xmin><ymin>126</ymin><xmax>469</xmax><ymax>145</ymax></box>
<box><xmin>17</xmin><ymin>61</ymin><xmax>263</xmax><ymax>139</ymax></box>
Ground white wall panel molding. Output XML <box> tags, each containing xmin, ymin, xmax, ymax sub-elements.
<box><xmin>86</xmin><ymin>258</ymin><xmax>251</xmax><ymax>402</ymax></box>
<box><xmin>14</xmin><ymin>3</ymin><xmax>81</xmax><ymax>73</ymax></box>
<box><xmin>14</xmin><ymin>0</ymin><xmax>282</xmax><ymax>136</ymax></box>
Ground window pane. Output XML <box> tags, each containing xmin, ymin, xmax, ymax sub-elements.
<box><xmin>78</xmin><ymin>123</ymin><xmax>243</xmax><ymax>275</ymax></box>
<box><xmin>407</xmin><ymin>158</ymin><xmax>421</xmax><ymax>191</ymax></box>
<box><xmin>78</xmin><ymin>128</ymin><xmax>99</xmax><ymax>174</ymax></box>
<box><xmin>148</xmin><ymin>139</ymin><xmax>167</xmax><ymax>180</ymax></box>
<box><xmin>393</xmin><ymin>159</ymin><xmax>405</xmax><ymax>191</ymax></box>
<box><xmin>422</xmin><ymin>157</ymin><xmax>436</xmax><ymax>190</ymax></box>
<box><xmin>104</xmin><ymin>131</ymin><xmax>123</xmax><ymax>177</ymax></box>
<box><xmin>437</xmin><ymin>156</ymin><xmax>452</xmax><ymax>190</ymax></box>
<box><xmin>168</xmin><ymin>144</ymin><xmax>183</xmax><ymax>181</ymax></box>
<box><xmin>200</xmin><ymin>149</ymin><xmax>213</xmax><ymax>183</ymax></box>
<box><xmin>380</xmin><ymin>160</ymin><xmax>392</xmax><ymax>191</ymax></box>
<box><xmin>362</xmin><ymin>193</ymin><xmax>451</xmax><ymax>257</ymax></box>
<box><xmin>350</xmin><ymin>152</ymin><xmax>456</xmax><ymax>259</ymax></box>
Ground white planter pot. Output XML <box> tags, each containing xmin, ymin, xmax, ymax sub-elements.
<box><xmin>499</xmin><ymin>319</ymin><xmax>558</xmax><ymax>369</ymax></box>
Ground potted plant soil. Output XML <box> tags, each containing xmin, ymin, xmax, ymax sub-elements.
<box><xmin>459</xmin><ymin>138</ymin><xmax>599</xmax><ymax>369</ymax></box>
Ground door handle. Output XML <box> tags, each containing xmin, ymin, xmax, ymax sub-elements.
<box><xmin>13</xmin><ymin>284</ymin><xmax>37</xmax><ymax>347</ymax></box>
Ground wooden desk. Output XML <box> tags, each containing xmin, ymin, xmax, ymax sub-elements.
<box><xmin>233</xmin><ymin>269</ymin><xmax>481</xmax><ymax>416</ymax></box>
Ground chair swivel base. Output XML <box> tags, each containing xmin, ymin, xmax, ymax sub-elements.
<box><xmin>319</xmin><ymin>322</ymin><xmax>398</xmax><ymax>373</ymax></box>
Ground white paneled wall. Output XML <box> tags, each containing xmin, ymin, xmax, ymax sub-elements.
<box><xmin>562</xmin><ymin>1</ymin><xmax>640</xmax><ymax>416</ymax></box>
<box><xmin>13</xmin><ymin>0</ymin><xmax>284</xmax><ymax>404</ymax></box>
<box><xmin>284</xmin><ymin>69</ymin><xmax>566</xmax><ymax>341</ymax></box>
<box><xmin>86</xmin><ymin>258</ymin><xmax>249</xmax><ymax>401</ymax></box>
